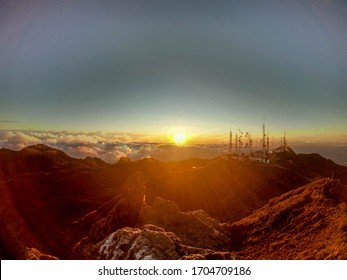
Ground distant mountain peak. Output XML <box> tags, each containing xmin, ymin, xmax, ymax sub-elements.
<box><xmin>117</xmin><ymin>157</ymin><xmax>132</xmax><ymax>164</ymax></box>
<box><xmin>21</xmin><ymin>143</ymin><xmax>58</xmax><ymax>152</ymax></box>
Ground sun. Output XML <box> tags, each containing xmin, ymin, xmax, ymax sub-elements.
<box><xmin>173</xmin><ymin>133</ymin><xmax>187</xmax><ymax>145</ymax></box>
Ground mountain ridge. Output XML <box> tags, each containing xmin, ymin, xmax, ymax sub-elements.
<box><xmin>1</xmin><ymin>144</ymin><xmax>347</xmax><ymax>259</ymax></box>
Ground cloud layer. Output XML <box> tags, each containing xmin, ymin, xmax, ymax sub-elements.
<box><xmin>0</xmin><ymin>130</ymin><xmax>223</xmax><ymax>163</ymax></box>
<box><xmin>1</xmin><ymin>130</ymin><xmax>346</xmax><ymax>165</ymax></box>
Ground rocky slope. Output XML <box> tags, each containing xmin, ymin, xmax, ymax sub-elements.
<box><xmin>70</xmin><ymin>177</ymin><xmax>347</xmax><ymax>260</ymax></box>
<box><xmin>145</xmin><ymin>151</ymin><xmax>347</xmax><ymax>222</ymax></box>
<box><xmin>5</xmin><ymin>175</ymin><xmax>347</xmax><ymax>259</ymax></box>
<box><xmin>1</xmin><ymin>144</ymin><xmax>347</xmax><ymax>259</ymax></box>
<box><xmin>224</xmin><ymin>178</ymin><xmax>347</xmax><ymax>259</ymax></box>
<box><xmin>75</xmin><ymin>224</ymin><xmax>235</xmax><ymax>260</ymax></box>
<box><xmin>72</xmin><ymin>172</ymin><xmax>235</xmax><ymax>260</ymax></box>
<box><xmin>138</xmin><ymin>197</ymin><xmax>231</xmax><ymax>251</ymax></box>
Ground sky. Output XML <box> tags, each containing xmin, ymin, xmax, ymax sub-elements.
<box><xmin>1</xmin><ymin>0</ymin><xmax>347</xmax><ymax>144</ymax></box>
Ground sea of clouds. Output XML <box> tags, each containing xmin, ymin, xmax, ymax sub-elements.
<box><xmin>1</xmin><ymin>130</ymin><xmax>346</xmax><ymax>166</ymax></box>
<box><xmin>0</xmin><ymin>130</ymin><xmax>224</xmax><ymax>163</ymax></box>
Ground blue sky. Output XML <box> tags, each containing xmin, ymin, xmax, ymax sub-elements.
<box><xmin>1</xmin><ymin>0</ymin><xmax>346</xmax><ymax>141</ymax></box>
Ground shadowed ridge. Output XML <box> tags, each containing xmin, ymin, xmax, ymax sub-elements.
<box><xmin>20</xmin><ymin>144</ymin><xmax>108</xmax><ymax>168</ymax></box>
<box><xmin>296</xmin><ymin>153</ymin><xmax>347</xmax><ymax>184</ymax></box>
<box><xmin>72</xmin><ymin>171</ymin><xmax>145</xmax><ymax>259</ymax></box>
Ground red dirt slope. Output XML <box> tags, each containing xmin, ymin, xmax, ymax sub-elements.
<box><xmin>225</xmin><ymin>178</ymin><xmax>347</xmax><ymax>259</ymax></box>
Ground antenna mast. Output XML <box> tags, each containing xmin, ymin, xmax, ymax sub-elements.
<box><xmin>229</xmin><ymin>130</ymin><xmax>233</xmax><ymax>154</ymax></box>
<box><xmin>266</xmin><ymin>129</ymin><xmax>270</xmax><ymax>156</ymax></box>
<box><xmin>262</xmin><ymin>123</ymin><xmax>266</xmax><ymax>162</ymax></box>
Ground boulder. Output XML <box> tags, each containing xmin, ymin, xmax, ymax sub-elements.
<box><xmin>97</xmin><ymin>225</ymin><xmax>180</xmax><ymax>260</ymax></box>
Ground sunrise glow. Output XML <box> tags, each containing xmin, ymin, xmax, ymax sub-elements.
<box><xmin>173</xmin><ymin>133</ymin><xmax>187</xmax><ymax>145</ymax></box>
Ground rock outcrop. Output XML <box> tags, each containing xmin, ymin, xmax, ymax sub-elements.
<box><xmin>72</xmin><ymin>193</ymin><xmax>236</xmax><ymax>260</ymax></box>
<box><xmin>90</xmin><ymin>225</ymin><xmax>180</xmax><ymax>260</ymax></box>
<box><xmin>138</xmin><ymin>197</ymin><xmax>231</xmax><ymax>251</ymax></box>
<box><xmin>19</xmin><ymin>247</ymin><xmax>59</xmax><ymax>260</ymax></box>
<box><xmin>76</xmin><ymin>224</ymin><xmax>235</xmax><ymax>260</ymax></box>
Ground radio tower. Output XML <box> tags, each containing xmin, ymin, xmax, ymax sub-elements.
<box><xmin>262</xmin><ymin>123</ymin><xmax>266</xmax><ymax>162</ymax></box>
<box><xmin>249</xmin><ymin>134</ymin><xmax>253</xmax><ymax>155</ymax></box>
<box><xmin>245</xmin><ymin>132</ymin><xmax>252</xmax><ymax>156</ymax></box>
<box><xmin>266</xmin><ymin>129</ymin><xmax>270</xmax><ymax>156</ymax></box>
<box><xmin>238</xmin><ymin>129</ymin><xmax>243</xmax><ymax>156</ymax></box>
<box><xmin>229</xmin><ymin>130</ymin><xmax>233</xmax><ymax>154</ymax></box>
<box><xmin>283</xmin><ymin>131</ymin><xmax>287</xmax><ymax>152</ymax></box>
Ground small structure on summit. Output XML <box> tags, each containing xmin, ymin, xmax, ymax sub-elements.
<box><xmin>228</xmin><ymin>129</ymin><xmax>254</xmax><ymax>160</ymax></box>
<box><xmin>227</xmin><ymin>125</ymin><xmax>292</xmax><ymax>164</ymax></box>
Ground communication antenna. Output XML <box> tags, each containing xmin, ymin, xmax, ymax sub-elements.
<box><xmin>283</xmin><ymin>131</ymin><xmax>287</xmax><ymax>152</ymax></box>
<box><xmin>249</xmin><ymin>133</ymin><xmax>253</xmax><ymax>155</ymax></box>
<box><xmin>229</xmin><ymin>130</ymin><xmax>233</xmax><ymax>154</ymax></box>
<box><xmin>243</xmin><ymin>131</ymin><xmax>251</xmax><ymax>156</ymax></box>
<box><xmin>262</xmin><ymin>123</ymin><xmax>266</xmax><ymax>162</ymax></box>
<box><xmin>238</xmin><ymin>129</ymin><xmax>243</xmax><ymax>155</ymax></box>
<box><xmin>266</xmin><ymin>129</ymin><xmax>270</xmax><ymax>155</ymax></box>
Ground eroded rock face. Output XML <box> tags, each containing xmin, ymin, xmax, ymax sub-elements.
<box><xmin>138</xmin><ymin>197</ymin><xmax>231</xmax><ymax>251</ymax></box>
<box><xmin>97</xmin><ymin>225</ymin><xmax>180</xmax><ymax>260</ymax></box>
<box><xmin>19</xmin><ymin>247</ymin><xmax>59</xmax><ymax>260</ymax></box>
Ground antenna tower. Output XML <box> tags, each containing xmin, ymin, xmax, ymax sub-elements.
<box><xmin>262</xmin><ymin>123</ymin><xmax>266</xmax><ymax>162</ymax></box>
<box><xmin>238</xmin><ymin>129</ymin><xmax>243</xmax><ymax>156</ymax></box>
<box><xmin>249</xmin><ymin>134</ymin><xmax>253</xmax><ymax>155</ymax></box>
<box><xmin>229</xmin><ymin>130</ymin><xmax>233</xmax><ymax>154</ymax></box>
<box><xmin>266</xmin><ymin>129</ymin><xmax>270</xmax><ymax>155</ymax></box>
<box><xmin>283</xmin><ymin>131</ymin><xmax>287</xmax><ymax>152</ymax></box>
